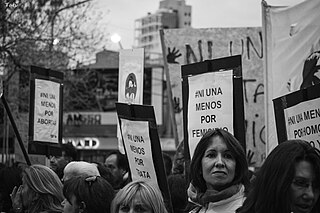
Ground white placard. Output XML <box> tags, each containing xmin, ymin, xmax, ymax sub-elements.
<box><xmin>284</xmin><ymin>98</ymin><xmax>320</xmax><ymax>149</ymax></box>
<box><xmin>187</xmin><ymin>70</ymin><xmax>234</xmax><ymax>157</ymax></box>
<box><xmin>33</xmin><ymin>79</ymin><xmax>60</xmax><ymax>143</ymax></box>
<box><xmin>120</xmin><ymin>119</ymin><xmax>158</xmax><ymax>186</ymax></box>
<box><xmin>118</xmin><ymin>48</ymin><xmax>144</xmax><ymax>153</ymax></box>
<box><xmin>118</xmin><ymin>48</ymin><xmax>144</xmax><ymax>104</ymax></box>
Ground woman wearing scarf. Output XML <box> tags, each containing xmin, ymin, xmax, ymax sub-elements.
<box><xmin>187</xmin><ymin>129</ymin><xmax>250</xmax><ymax>213</ymax></box>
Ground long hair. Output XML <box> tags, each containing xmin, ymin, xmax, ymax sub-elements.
<box><xmin>23</xmin><ymin>164</ymin><xmax>63</xmax><ymax>213</ymax></box>
<box><xmin>189</xmin><ymin>129</ymin><xmax>249</xmax><ymax>193</ymax></box>
<box><xmin>238</xmin><ymin>140</ymin><xmax>320</xmax><ymax>213</ymax></box>
<box><xmin>110</xmin><ymin>180</ymin><xmax>168</xmax><ymax>213</ymax></box>
<box><xmin>63</xmin><ymin>176</ymin><xmax>115</xmax><ymax>213</ymax></box>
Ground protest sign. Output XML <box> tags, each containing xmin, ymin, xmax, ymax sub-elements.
<box><xmin>117</xmin><ymin>48</ymin><xmax>144</xmax><ymax>153</ymax></box>
<box><xmin>273</xmin><ymin>83</ymin><xmax>320</xmax><ymax>150</ymax></box>
<box><xmin>182</xmin><ymin>55</ymin><xmax>245</xmax><ymax>159</ymax></box>
<box><xmin>116</xmin><ymin>102</ymin><xmax>172</xmax><ymax>211</ymax></box>
<box><xmin>28</xmin><ymin>66</ymin><xmax>63</xmax><ymax>156</ymax></box>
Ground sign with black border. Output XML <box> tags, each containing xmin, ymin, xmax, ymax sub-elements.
<box><xmin>273</xmin><ymin>83</ymin><xmax>320</xmax><ymax>149</ymax></box>
<box><xmin>181</xmin><ymin>55</ymin><xmax>245</xmax><ymax>161</ymax></box>
<box><xmin>28</xmin><ymin>66</ymin><xmax>63</xmax><ymax>156</ymax></box>
<box><xmin>116</xmin><ymin>102</ymin><xmax>172</xmax><ymax>212</ymax></box>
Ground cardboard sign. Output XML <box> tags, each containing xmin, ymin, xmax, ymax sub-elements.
<box><xmin>33</xmin><ymin>79</ymin><xmax>60</xmax><ymax>143</ymax></box>
<box><xmin>182</xmin><ymin>55</ymin><xmax>245</xmax><ymax>159</ymax></box>
<box><xmin>120</xmin><ymin>119</ymin><xmax>158</xmax><ymax>182</ymax></box>
<box><xmin>116</xmin><ymin>103</ymin><xmax>172</xmax><ymax>211</ymax></box>
<box><xmin>28</xmin><ymin>66</ymin><xmax>63</xmax><ymax>156</ymax></box>
<box><xmin>187</xmin><ymin>70</ymin><xmax>234</xmax><ymax>157</ymax></box>
<box><xmin>273</xmin><ymin>84</ymin><xmax>320</xmax><ymax>150</ymax></box>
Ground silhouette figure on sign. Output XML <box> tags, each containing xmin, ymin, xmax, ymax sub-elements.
<box><xmin>125</xmin><ymin>73</ymin><xmax>137</xmax><ymax>103</ymax></box>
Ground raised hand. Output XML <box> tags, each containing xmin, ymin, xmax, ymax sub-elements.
<box><xmin>167</xmin><ymin>47</ymin><xmax>182</xmax><ymax>64</ymax></box>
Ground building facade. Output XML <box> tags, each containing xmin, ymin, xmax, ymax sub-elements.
<box><xmin>134</xmin><ymin>0</ymin><xmax>192</xmax><ymax>59</ymax></box>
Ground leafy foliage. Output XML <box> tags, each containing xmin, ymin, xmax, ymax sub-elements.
<box><xmin>0</xmin><ymin>0</ymin><xmax>110</xmax><ymax>112</ymax></box>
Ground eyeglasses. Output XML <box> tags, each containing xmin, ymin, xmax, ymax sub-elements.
<box><xmin>292</xmin><ymin>178</ymin><xmax>320</xmax><ymax>191</ymax></box>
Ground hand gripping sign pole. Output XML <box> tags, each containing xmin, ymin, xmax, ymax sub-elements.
<box><xmin>0</xmin><ymin>78</ymin><xmax>31</xmax><ymax>165</ymax></box>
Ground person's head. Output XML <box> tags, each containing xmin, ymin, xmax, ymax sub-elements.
<box><xmin>21</xmin><ymin>164</ymin><xmax>64</xmax><ymax>213</ymax></box>
<box><xmin>162</xmin><ymin>153</ymin><xmax>172</xmax><ymax>176</ymax></box>
<box><xmin>190</xmin><ymin>129</ymin><xmax>249</xmax><ymax>192</ymax></box>
<box><xmin>92</xmin><ymin>162</ymin><xmax>115</xmax><ymax>186</ymax></box>
<box><xmin>63</xmin><ymin>161</ymin><xmax>100</xmax><ymax>182</ymax></box>
<box><xmin>238</xmin><ymin>140</ymin><xmax>320</xmax><ymax>213</ymax></box>
<box><xmin>111</xmin><ymin>180</ymin><xmax>168</xmax><ymax>213</ymax></box>
<box><xmin>105</xmin><ymin>151</ymin><xmax>129</xmax><ymax>185</ymax></box>
<box><xmin>62</xmin><ymin>176</ymin><xmax>115</xmax><ymax>213</ymax></box>
<box><xmin>50</xmin><ymin>143</ymin><xmax>78</xmax><ymax>179</ymax></box>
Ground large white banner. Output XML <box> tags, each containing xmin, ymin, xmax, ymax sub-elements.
<box><xmin>33</xmin><ymin>79</ymin><xmax>60</xmax><ymax>143</ymax></box>
<box><xmin>118</xmin><ymin>48</ymin><xmax>144</xmax><ymax>152</ymax></box>
<box><xmin>262</xmin><ymin>0</ymin><xmax>320</xmax><ymax>153</ymax></box>
<box><xmin>187</xmin><ymin>70</ymin><xmax>233</xmax><ymax>157</ymax></box>
<box><xmin>162</xmin><ymin>27</ymin><xmax>265</xmax><ymax>166</ymax></box>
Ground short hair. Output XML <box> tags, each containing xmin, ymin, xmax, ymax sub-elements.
<box><xmin>107</xmin><ymin>151</ymin><xmax>129</xmax><ymax>172</ymax></box>
<box><xmin>63</xmin><ymin>176</ymin><xmax>115</xmax><ymax>213</ymax></box>
<box><xmin>111</xmin><ymin>180</ymin><xmax>168</xmax><ymax>213</ymax></box>
<box><xmin>189</xmin><ymin>129</ymin><xmax>249</xmax><ymax>193</ymax></box>
<box><xmin>238</xmin><ymin>140</ymin><xmax>320</xmax><ymax>213</ymax></box>
<box><xmin>23</xmin><ymin>164</ymin><xmax>64</xmax><ymax>213</ymax></box>
<box><xmin>61</xmin><ymin>143</ymin><xmax>78</xmax><ymax>161</ymax></box>
<box><xmin>63</xmin><ymin>161</ymin><xmax>100</xmax><ymax>182</ymax></box>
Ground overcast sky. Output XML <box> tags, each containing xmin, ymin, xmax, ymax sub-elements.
<box><xmin>91</xmin><ymin>0</ymin><xmax>305</xmax><ymax>50</ymax></box>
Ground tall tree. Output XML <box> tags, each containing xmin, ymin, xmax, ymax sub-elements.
<box><xmin>0</xmin><ymin>0</ymin><xmax>106</xmax><ymax>80</ymax></box>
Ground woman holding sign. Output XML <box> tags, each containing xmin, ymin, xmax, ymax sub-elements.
<box><xmin>237</xmin><ymin>140</ymin><xmax>320</xmax><ymax>213</ymax></box>
<box><xmin>187</xmin><ymin>129</ymin><xmax>249</xmax><ymax>213</ymax></box>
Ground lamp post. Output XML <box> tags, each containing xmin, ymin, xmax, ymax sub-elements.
<box><xmin>111</xmin><ymin>33</ymin><xmax>123</xmax><ymax>49</ymax></box>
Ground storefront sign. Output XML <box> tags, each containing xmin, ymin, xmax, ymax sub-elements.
<box><xmin>62</xmin><ymin>137</ymin><xmax>100</xmax><ymax>149</ymax></box>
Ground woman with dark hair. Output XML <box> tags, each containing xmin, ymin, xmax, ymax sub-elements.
<box><xmin>62</xmin><ymin>175</ymin><xmax>115</xmax><ymax>213</ymax></box>
<box><xmin>188</xmin><ymin>129</ymin><xmax>249</xmax><ymax>213</ymax></box>
<box><xmin>237</xmin><ymin>140</ymin><xmax>320</xmax><ymax>213</ymax></box>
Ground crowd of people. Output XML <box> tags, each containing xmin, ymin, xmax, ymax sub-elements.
<box><xmin>0</xmin><ymin>129</ymin><xmax>320</xmax><ymax>213</ymax></box>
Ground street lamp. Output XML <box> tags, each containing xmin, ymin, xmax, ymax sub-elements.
<box><xmin>111</xmin><ymin>33</ymin><xmax>123</xmax><ymax>49</ymax></box>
